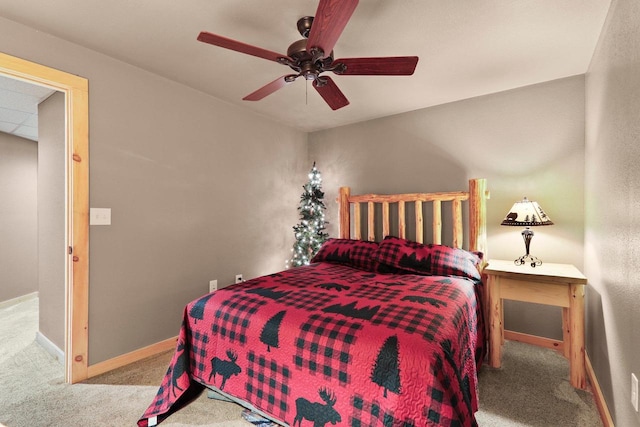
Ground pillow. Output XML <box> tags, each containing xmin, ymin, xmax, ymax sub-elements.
<box><xmin>372</xmin><ymin>236</ymin><xmax>433</xmax><ymax>275</ymax></box>
<box><xmin>430</xmin><ymin>244</ymin><xmax>483</xmax><ymax>281</ymax></box>
<box><xmin>372</xmin><ymin>236</ymin><xmax>484</xmax><ymax>281</ymax></box>
<box><xmin>311</xmin><ymin>238</ymin><xmax>379</xmax><ymax>271</ymax></box>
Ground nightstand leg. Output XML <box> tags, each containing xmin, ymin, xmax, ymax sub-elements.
<box><xmin>487</xmin><ymin>275</ymin><xmax>502</xmax><ymax>368</ymax></box>
<box><xmin>569</xmin><ymin>284</ymin><xmax>586</xmax><ymax>389</ymax></box>
<box><xmin>500</xmin><ymin>298</ymin><xmax>505</xmax><ymax>345</ymax></box>
<box><xmin>562</xmin><ymin>307</ymin><xmax>570</xmax><ymax>358</ymax></box>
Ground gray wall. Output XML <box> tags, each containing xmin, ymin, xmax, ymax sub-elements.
<box><xmin>37</xmin><ymin>91</ymin><xmax>66</xmax><ymax>350</ymax></box>
<box><xmin>0</xmin><ymin>16</ymin><xmax>308</xmax><ymax>364</ymax></box>
<box><xmin>310</xmin><ymin>75</ymin><xmax>586</xmax><ymax>340</ymax></box>
<box><xmin>0</xmin><ymin>132</ymin><xmax>38</xmax><ymax>301</ymax></box>
<box><xmin>585</xmin><ymin>0</ymin><xmax>640</xmax><ymax>425</ymax></box>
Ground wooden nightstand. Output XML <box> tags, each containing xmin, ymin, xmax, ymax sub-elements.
<box><xmin>484</xmin><ymin>259</ymin><xmax>587</xmax><ymax>389</ymax></box>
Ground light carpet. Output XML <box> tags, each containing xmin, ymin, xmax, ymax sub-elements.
<box><xmin>0</xmin><ymin>297</ymin><xmax>602</xmax><ymax>426</ymax></box>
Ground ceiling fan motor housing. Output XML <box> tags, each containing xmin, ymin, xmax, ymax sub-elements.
<box><xmin>286</xmin><ymin>37</ymin><xmax>336</xmax><ymax>81</ymax></box>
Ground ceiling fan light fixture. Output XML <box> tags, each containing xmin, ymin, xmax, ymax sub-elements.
<box><xmin>298</xmin><ymin>62</ymin><xmax>319</xmax><ymax>80</ymax></box>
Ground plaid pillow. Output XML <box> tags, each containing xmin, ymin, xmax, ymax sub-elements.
<box><xmin>430</xmin><ymin>244</ymin><xmax>483</xmax><ymax>281</ymax></box>
<box><xmin>311</xmin><ymin>238</ymin><xmax>379</xmax><ymax>271</ymax></box>
<box><xmin>372</xmin><ymin>236</ymin><xmax>433</xmax><ymax>275</ymax></box>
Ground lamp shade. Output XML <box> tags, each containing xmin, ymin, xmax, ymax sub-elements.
<box><xmin>501</xmin><ymin>197</ymin><xmax>553</xmax><ymax>227</ymax></box>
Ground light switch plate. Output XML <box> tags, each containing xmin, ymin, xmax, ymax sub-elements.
<box><xmin>90</xmin><ymin>208</ymin><xmax>111</xmax><ymax>225</ymax></box>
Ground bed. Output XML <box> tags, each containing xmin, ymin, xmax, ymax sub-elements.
<box><xmin>138</xmin><ymin>178</ymin><xmax>489</xmax><ymax>427</ymax></box>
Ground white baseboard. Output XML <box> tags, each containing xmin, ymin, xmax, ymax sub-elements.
<box><xmin>0</xmin><ymin>291</ymin><xmax>38</xmax><ymax>310</ymax></box>
<box><xmin>36</xmin><ymin>331</ymin><xmax>64</xmax><ymax>365</ymax></box>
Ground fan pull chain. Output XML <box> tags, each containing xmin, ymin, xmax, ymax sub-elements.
<box><xmin>306</xmin><ymin>80</ymin><xmax>308</xmax><ymax>105</ymax></box>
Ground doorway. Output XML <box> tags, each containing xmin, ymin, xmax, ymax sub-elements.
<box><xmin>0</xmin><ymin>52</ymin><xmax>89</xmax><ymax>383</ymax></box>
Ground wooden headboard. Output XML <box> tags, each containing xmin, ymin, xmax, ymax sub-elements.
<box><xmin>338</xmin><ymin>178</ymin><xmax>488</xmax><ymax>255</ymax></box>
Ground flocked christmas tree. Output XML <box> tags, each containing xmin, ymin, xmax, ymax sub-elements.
<box><xmin>290</xmin><ymin>162</ymin><xmax>329</xmax><ymax>267</ymax></box>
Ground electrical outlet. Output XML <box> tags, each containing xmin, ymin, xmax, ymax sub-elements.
<box><xmin>632</xmin><ymin>373</ymin><xmax>638</xmax><ymax>412</ymax></box>
<box><xmin>209</xmin><ymin>280</ymin><xmax>218</xmax><ymax>293</ymax></box>
<box><xmin>235</xmin><ymin>274</ymin><xmax>243</xmax><ymax>284</ymax></box>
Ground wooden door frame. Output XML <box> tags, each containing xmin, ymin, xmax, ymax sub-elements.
<box><xmin>0</xmin><ymin>52</ymin><xmax>89</xmax><ymax>383</ymax></box>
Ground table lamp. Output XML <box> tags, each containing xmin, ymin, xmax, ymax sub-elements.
<box><xmin>501</xmin><ymin>197</ymin><xmax>553</xmax><ymax>267</ymax></box>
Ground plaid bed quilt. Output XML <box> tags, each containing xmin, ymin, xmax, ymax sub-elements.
<box><xmin>138</xmin><ymin>262</ymin><xmax>485</xmax><ymax>427</ymax></box>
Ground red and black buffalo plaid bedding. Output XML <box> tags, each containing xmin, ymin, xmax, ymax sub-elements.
<box><xmin>139</xmin><ymin>239</ymin><xmax>485</xmax><ymax>427</ymax></box>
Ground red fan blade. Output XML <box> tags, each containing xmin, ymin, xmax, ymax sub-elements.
<box><xmin>243</xmin><ymin>75</ymin><xmax>297</xmax><ymax>101</ymax></box>
<box><xmin>313</xmin><ymin>76</ymin><xmax>349</xmax><ymax>110</ymax></box>
<box><xmin>197</xmin><ymin>31</ymin><xmax>289</xmax><ymax>63</ymax></box>
<box><xmin>333</xmin><ymin>56</ymin><xmax>419</xmax><ymax>75</ymax></box>
<box><xmin>307</xmin><ymin>0</ymin><xmax>359</xmax><ymax>59</ymax></box>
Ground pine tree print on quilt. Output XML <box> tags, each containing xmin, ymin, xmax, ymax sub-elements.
<box><xmin>260</xmin><ymin>310</ymin><xmax>286</xmax><ymax>352</ymax></box>
<box><xmin>371</xmin><ymin>335</ymin><xmax>401</xmax><ymax>398</ymax></box>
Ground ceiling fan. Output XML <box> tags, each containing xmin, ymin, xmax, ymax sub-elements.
<box><xmin>197</xmin><ymin>0</ymin><xmax>419</xmax><ymax>110</ymax></box>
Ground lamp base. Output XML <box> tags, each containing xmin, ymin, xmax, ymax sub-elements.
<box><xmin>514</xmin><ymin>254</ymin><xmax>542</xmax><ymax>268</ymax></box>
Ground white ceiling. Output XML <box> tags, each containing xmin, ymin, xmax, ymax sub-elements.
<box><xmin>0</xmin><ymin>1</ymin><xmax>611</xmax><ymax>133</ymax></box>
<box><xmin>0</xmin><ymin>76</ymin><xmax>54</xmax><ymax>141</ymax></box>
